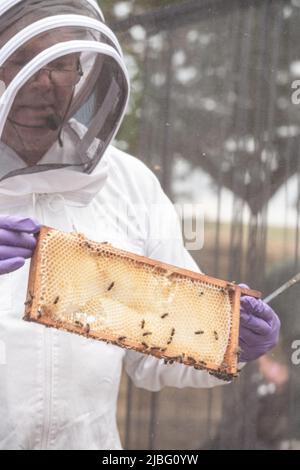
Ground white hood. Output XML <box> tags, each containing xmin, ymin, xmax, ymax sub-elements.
<box><xmin>0</xmin><ymin>0</ymin><xmax>130</xmax><ymax>184</ymax></box>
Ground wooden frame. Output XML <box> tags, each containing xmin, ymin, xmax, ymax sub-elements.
<box><xmin>24</xmin><ymin>226</ymin><xmax>261</xmax><ymax>381</ymax></box>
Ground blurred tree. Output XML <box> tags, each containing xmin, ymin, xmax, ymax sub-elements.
<box><xmin>100</xmin><ymin>0</ymin><xmax>178</xmax><ymax>22</ymax></box>
<box><xmin>98</xmin><ymin>0</ymin><xmax>300</xmax><ymax>215</ymax></box>
<box><xmin>99</xmin><ymin>0</ymin><xmax>300</xmax><ymax>450</ymax></box>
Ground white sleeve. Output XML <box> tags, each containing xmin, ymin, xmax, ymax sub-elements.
<box><xmin>124</xmin><ymin>350</ymin><xmax>229</xmax><ymax>392</ymax></box>
<box><xmin>123</xmin><ymin>173</ymin><xmax>230</xmax><ymax>391</ymax></box>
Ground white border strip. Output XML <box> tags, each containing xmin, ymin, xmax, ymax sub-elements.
<box><xmin>0</xmin><ymin>14</ymin><xmax>123</xmax><ymax>66</ymax></box>
<box><xmin>0</xmin><ymin>0</ymin><xmax>22</xmax><ymax>16</ymax></box>
<box><xmin>0</xmin><ymin>0</ymin><xmax>105</xmax><ymax>22</ymax></box>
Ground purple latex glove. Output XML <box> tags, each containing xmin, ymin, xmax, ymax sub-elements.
<box><xmin>0</xmin><ymin>215</ymin><xmax>41</xmax><ymax>275</ymax></box>
<box><xmin>238</xmin><ymin>284</ymin><xmax>280</xmax><ymax>362</ymax></box>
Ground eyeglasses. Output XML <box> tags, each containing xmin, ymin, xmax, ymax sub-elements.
<box><xmin>1</xmin><ymin>59</ymin><xmax>83</xmax><ymax>87</ymax></box>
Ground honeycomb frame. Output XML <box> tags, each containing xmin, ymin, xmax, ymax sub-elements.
<box><xmin>24</xmin><ymin>226</ymin><xmax>261</xmax><ymax>381</ymax></box>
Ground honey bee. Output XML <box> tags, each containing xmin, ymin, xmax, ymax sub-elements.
<box><xmin>195</xmin><ymin>330</ymin><xmax>204</xmax><ymax>335</ymax></box>
<box><xmin>53</xmin><ymin>296</ymin><xmax>60</xmax><ymax>305</ymax></box>
<box><xmin>227</xmin><ymin>282</ymin><xmax>236</xmax><ymax>287</ymax></box>
<box><xmin>187</xmin><ymin>356</ymin><xmax>196</xmax><ymax>364</ymax></box>
<box><xmin>161</xmin><ymin>313</ymin><xmax>169</xmax><ymax>319</ymax></box>
<box><xmin>226</xmin><ymin>283</ymin><xmax>236</xmax><ymax>293</ymax></box>
<box><xmin>75</xmin><ymin>321</ymin><xmax>84</xmax><ymax>328</ymax></box>
<box><xmin>85</xmin><ymin>324</ymin><xmax>90</xmax><ymax>335</ymax></box>
<box><xmin>142</xmin><ymin>342</ymin><xmax>149</xmax><ymax>349</ymax></box>
<box><xmin>107</xmin><ymin>282</ymin><xmax>115</xmax><ymax>292</ymax></box>
<box><xmin>234</xmin><ymin>346</ymin><xmax>242</xmax><ymax>356</ymax></box>
<box><xmin>143</xmin><ymin>332</ymin><xmax>152</xmax><ymax>337</ymax></box>
<box><xmin>170</xmin><ymin>328</ymin><xmax>175</xmax><ymax>337</ymax></box>
<box><xmin>118</xmin><ymin>336</ymin><xmax>126</xmax><ymax>342</ymax></box>
<box><xmin>141</xmin><ymin>320</ymin><xmax>145</xmax><ymax>329</ymax></box>
<box><xmin>214</xmin><ymin>331</ymin><xmax>219</xmax><ymax>341</ymax></box>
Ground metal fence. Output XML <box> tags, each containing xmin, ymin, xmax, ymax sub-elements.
<box><xmin>111</xmin><ymin>0</ymin><xmax>300</xmax><ymax>449</ymax></box>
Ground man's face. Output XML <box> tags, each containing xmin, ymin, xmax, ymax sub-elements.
<box><xmin>0</xmin><ymin>30</ymin><xmax>81</xmax><ymax>163</ymax></box>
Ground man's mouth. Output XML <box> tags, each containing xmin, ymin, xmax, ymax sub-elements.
<box><xmin>19</xmin><ymin>105</ymin><xmax>55</xmax><ymax>114</ymax></box>
<box><xmin>10</xmin><ymin>104</ymin><xmax>57</xmax><ymax>126</ymax></box>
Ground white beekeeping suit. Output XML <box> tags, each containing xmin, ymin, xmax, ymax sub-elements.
<box><xmin>0</xmin><ymin>0</ymin><xmax>227</xmax><ymax>450</ymax></box>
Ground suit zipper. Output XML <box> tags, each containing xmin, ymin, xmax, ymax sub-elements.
<box><xmin>33</xmin><ymin>194</ymin><xmax>53</xmax><ymax>450</ymax></box>
<box><xmin>40</xmin><ymin>328</ymin><xmax>53</xmax><ymax>450</ymax></box>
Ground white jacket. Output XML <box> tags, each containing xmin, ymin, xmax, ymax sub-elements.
<box><xmin>0</xmin><ymin>141</ymin><xmax>227</xmax><ymax>450</ymax></box>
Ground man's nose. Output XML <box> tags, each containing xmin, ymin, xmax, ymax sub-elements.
<box><xmin>31</xmin><ymin>68</ymin><xmax>53</xmax><ymax>88</ymax></box>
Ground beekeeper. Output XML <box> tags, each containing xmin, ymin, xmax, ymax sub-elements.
<box><xmin>0</xmin><ymin>0</ymin><xmax>280</xmax><ymax>450</ymax></box>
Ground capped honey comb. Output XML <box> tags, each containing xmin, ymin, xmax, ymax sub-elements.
<box><xmin>24</xmin><ymin>226</ymin><xmax>261</xmax><ymax>381</ymax></box>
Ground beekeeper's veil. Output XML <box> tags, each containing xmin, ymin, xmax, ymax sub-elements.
<box><xmin>0</xmin><ymin>0</ymin><xmax>129</xmax><ymax>182</ymax></box>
